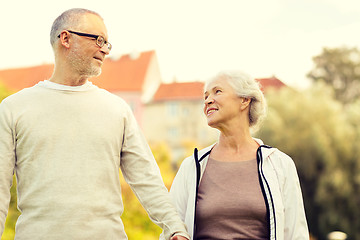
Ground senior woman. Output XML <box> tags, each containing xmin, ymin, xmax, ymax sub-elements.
<box><xmin>161</xmin><ymin>71</ymin><xmax>309</xmax><ymax>240</ymax></box>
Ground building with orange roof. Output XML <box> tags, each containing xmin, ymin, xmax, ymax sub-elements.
<box><xmin>91</xmin><ymin>50</ymin><xmax>161</xmax><ymax>124</ymax></box>
<box><xmin>152</xmin><ymin>82</ymin><xmax>204</xmax><ymax>101</ymax></box>
<box><xmin>257</xmin><ymin>76</ymin><xmax>286</xmax><ymax>92</ymax></box>
<box><xmin>0</xmin><ymin>64</ymin><xmax>54</xmax><ymax>92</ymax></box>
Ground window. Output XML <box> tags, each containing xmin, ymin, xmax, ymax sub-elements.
<box><xmin>168</xmin><ymin>127</ymin><xmax>179</xmax><ymax>138</ymax></box>
<box><xmin>167</xmin><ymin>102</ymin><xmax>178</xmax><ymax>117</ymax></box>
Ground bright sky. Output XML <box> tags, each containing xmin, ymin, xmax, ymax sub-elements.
<box><xmin>1</xmin><ymin>0</ymin><xmax>360</xmax><ymax>89</ymax></box>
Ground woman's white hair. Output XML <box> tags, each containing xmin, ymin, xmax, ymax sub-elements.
<box><xmin>205</xmin><ymin>70</ymin><xmax>267</xmax><ymax>132</ymax></box>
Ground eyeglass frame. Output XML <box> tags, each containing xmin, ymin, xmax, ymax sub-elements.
<box><xmin>57</xmin><ymin>30</ymin><xmax>112</xmax><ymax>51</ymax></box>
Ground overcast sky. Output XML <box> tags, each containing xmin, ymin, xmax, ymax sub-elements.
<box><xmin>1</xmin><ymin>0</ymin><xmax>360</xmax><ymax>89</ymax></box>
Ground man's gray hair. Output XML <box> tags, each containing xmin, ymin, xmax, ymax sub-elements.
<box><xmin>50</xmin><ymin>8</ymin><xmax>102</xmax><ymax>47</ymax></box>
<box><xmin>205</xmin><ymin>70</ymin><xmax>267</xmax><ymax>132</ymax></box>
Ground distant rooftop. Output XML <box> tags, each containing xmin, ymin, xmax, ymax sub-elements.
<box><xmin>152</xmin><ymin>77</ymin><xmax>286</xmax><ymax>101</ymax></box>
<box><xmin>153</xmin><ymin>81</ymin><xmax>204</xmax><ymax>101</ymax></box>
<box><xmin>0</xmin><ymin>64</ymin><xmax>53</xmax><ymax>92</ymax></box>
<box><xmin>91</xmin><ymin>50</ymin><xmax>155</xmax><ymax>92</ymax></box>
<box><xmin>257</xmin><ymin>76</ymin><xmax>286</xmax><ymax>92</ymax></box>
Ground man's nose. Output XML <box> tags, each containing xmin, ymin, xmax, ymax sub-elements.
<box><xmin>100</xmin><ymin>45</ymin><xmax>110</xmax><ymax>55</ymax></box>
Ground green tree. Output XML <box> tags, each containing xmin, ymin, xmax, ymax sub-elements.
<box><xmin>307</xmin><ymin>46</ymin><xmax>360</xmax><ymax>104</ymax></box>
<box><xmin>256</xmin><ymin>84</ymin><xmax>360</xmax><ymax>239</ymax></box>
<box><xmin>1</xmin><ymin>177</ymin><xmax>20</xmax><ymax>240</ymax></box>
<box><xmin>343</xmin><ymin>99</ymin><xmax>360</xmax><ymax>239</ymax></box>
<box><xmin>0</xmin><ymin>82</ymin><xmax>12</xmax><ymax>102</ymax></box>
<box><xmin>0</xmin><ymin>82</ymin><xmax>18</xmax><ymax>240</ymax></box>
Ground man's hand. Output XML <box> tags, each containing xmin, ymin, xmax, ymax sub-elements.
<box><xmin>170</xmin><ymin>235</ymin><xmax>189</xmax><ymax>240</ymax></box>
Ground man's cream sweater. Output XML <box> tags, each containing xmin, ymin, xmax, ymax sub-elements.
<box><xmin>0</xmin><ymin>81</ymin><xmax>188</xmax><ymax>240</ymax></box>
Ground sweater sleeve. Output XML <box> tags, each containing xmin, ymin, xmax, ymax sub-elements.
<box><xmin>0</xmin><ymin>101</ymin><xmax>16</xmax><ymax>237</ymax></box>
<box><xmin>119</xmin><ymin>104</ymin><xmax>189</xmax><ymax>240</ymax></box>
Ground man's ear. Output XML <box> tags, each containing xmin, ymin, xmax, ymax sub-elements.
<box><xmin>59</xmin><ymin>31</ymin><xmax>71</xmax><ymax>49</ymax></box>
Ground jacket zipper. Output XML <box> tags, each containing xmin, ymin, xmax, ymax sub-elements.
<box><xmin>193</xmin><ymin>148</ymin><xmax>210</xmax><ymax>239</ymax></box>
<box><xmin>257</xmin><ymin>145</ymin><xmax>277</xmax><ymax>240</ymax></box>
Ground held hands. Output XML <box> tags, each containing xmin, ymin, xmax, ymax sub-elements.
<box><xmin>170</xmin><ymin>235</ymin><xmax>189</xmax><ymax>240</ymax></box>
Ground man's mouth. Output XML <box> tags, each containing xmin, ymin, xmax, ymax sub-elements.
<box><xmin>94</xmin><ymin>56</ymin><xmax>103</xmax><ymax>62</ymax></box>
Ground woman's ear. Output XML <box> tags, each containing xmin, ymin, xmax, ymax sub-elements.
<box><xmin>240</xmin><ymin>97</ymin><xmax>251</xmax><ymax>110</ymax></box>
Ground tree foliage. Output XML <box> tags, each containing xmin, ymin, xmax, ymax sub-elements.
<box><xmin>256</xmin><ymin>85</ymin><xmax>360</xmax><ymax>240</ymax></box>
<box><xmin>0</xmin><ymin>82</ymin><xmax>12</xmax><ymax>102</ymax></box>
<box><xmin>0</xmin><ymin>83</ymin><xmax>17</xmax><ymax>240</ymax></box>
<box><xmin>307</xmin><ymin>46</ymin><xmax>360</xmax><ymax>104</ymax></box>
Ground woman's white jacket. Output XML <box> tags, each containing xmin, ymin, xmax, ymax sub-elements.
<box><xmin>162</xmin><ymin>139</ymin><xmax>309</xmax><ymax>240</ymax></box>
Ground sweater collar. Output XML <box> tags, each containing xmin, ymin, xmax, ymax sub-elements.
<box><xmin>37</xmin><ymin>80</ymin><xmax>97</xmax><ymax>92</ymax></box>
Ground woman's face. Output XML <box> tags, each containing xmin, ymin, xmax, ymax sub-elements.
<box><xmin>203</xmin><ymin>77</ymin><xmax>248</xmax><ymax>129</ymax></box>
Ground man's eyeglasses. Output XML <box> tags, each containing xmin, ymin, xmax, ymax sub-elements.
<box><xmin>58</xmin><ymin>30</ymin><xmax>112</xmax><ymax>51</ymax></box>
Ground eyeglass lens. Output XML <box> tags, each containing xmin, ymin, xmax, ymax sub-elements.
<box><xmin>96</xmin><ymin>36</ymin><xmax>112</xmax><ymax>51</ymax></box>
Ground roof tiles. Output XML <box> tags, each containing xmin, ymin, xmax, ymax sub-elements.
<box><xmin>91</xmin><ymin>50</ymin><xmax>155</xmax><ymax>92</ymax></box>
<box><xmin>153</xmin><ymin>82</ymin><xmax>204</xmax><ymax>101</ymax></box>
<box><xmin>0</xmin><ymin>64</ymin><xmax>53</xmax><ymax>91</ymax></box>
<box><xmin>152</xmin><ymin>77</ymin><xmax>286</xmax><ymax>101</ymax></box>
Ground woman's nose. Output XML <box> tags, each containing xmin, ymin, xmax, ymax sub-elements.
<box><xmin>204</xmin><ymin>97</ymin><xmax>214</xmax><ymax>105</ymax></box>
